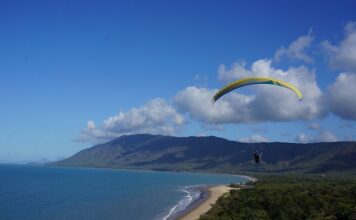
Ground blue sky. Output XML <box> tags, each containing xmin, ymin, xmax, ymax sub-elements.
<box><xmin>1</xmin><ymin>0</ymin><xmax>356</xmax><ymax>162</ymax></box>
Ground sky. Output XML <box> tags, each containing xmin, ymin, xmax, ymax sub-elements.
<box><xmin>1</xmin><ymin>0</ymin><xmax>356</xmax><ymax>163</ymax></box>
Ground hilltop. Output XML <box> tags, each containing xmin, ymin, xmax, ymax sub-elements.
<box><xmin>52</xmin><ymin>134</ymin><xmax>356</xmax><ymax>175</ymax></box>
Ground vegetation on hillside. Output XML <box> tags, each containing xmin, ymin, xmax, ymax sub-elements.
<box><xmin>52</xmin><ymin>134</ymin><xmax>356</xmax><ymax>175</ymax></box>
<box><xmin>200</xmin><ymin>175</ymin><xmax>356</xmax><ymax>220</ymax></box>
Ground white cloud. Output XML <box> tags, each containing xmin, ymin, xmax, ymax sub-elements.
<box><xmin>196</xmin><ymin>132</ymin><xmax>207</xmax><ymax>137</ymax></box>
<box><xmin>218</xmin><ymin>61</ymin><xmax>251</xmax><ymax>82</ymax></box>
<box><xmin>78</xmin><ymin>30</ymin><xmax>356</xmax><ymax>143</ymax></box>
<box><xmin>322</xmin><ymin>21</ymin><xmax>356</xmax><ymax>72</ymax></box>
<box><xmin>295</xmin><ymin>133</ymin><xmax>310</xmax><ymax>143</ymax></box>
<box><xmin>238</xmin><ymin>134</ymin><xmax>270</xmax><ymax>143</ymax></box>
<box><xmin>176</xmin><ymin>59</ymin><xmax>326</xmax><ymax>124</ymax></box>
<box><xmin>328</xmin><ymin>73</ymin><xmax>356</xmax><ymax>120</ymax></box>
<box><xmin>78</xmin><ymin>99</ymin><xmax>185</xmax><ymax>143</ymax></box>
<box><xmin>321</xmin><ymin>22</ymin><xmax>356</xmax><ymax>121</ymax></box>
<box><xmin>295</xmin><ymin>131</ymin><xmax>338</xmax><ymax>143</ymax></box>
<box><xmin>175</xmin><ymin>86</ymin><xmax>256</xmax><ymax>124</ymax></box>
<box><xmin>274</xmin><ymin>30</ymin><xmax>314</xmax><ymax>63</ymax></box>
<box><xmin>308</xmin><ymin>123</ymin><xmax>321</xmax><ymax>130</ymax></box>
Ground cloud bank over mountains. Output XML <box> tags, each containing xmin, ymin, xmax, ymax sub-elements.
<box><xmin>78</xmin><ymin>99</ymin><xmax>184</xmax><ymax>143</ymax></box>
<box><xmin>79</xmin><ymin>22</ymin><xmax>356</xmax><ymax>144</ymax></box>
<box><xmin>295</xmin><ymin>131</ymin><xmax>339</xmax><ymax>143</ymax></box>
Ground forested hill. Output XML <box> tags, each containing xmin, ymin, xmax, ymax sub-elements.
<box><xmin>52</xmin><ymin>134</ymin><xmax>356</xmax><ymax>174</ymax></box>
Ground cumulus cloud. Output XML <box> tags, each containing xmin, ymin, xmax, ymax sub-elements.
<box><xmin>328</xmin><ymin>73</ymin><xmax>356</xmax><ymax>120</ymax></box>
<box><xmin>175</xmin><ymin>86</ymin><xmax>256</xmax><ymax>124</ymax></box>
<box><xmin>322</xmin><ymin>21</ymin><xmax>356</xmax><ymax>72</ymax></box>
<box><xmin>308</xmin><ymin>123</ymin><xmax>321</xmax><ymax>130</ymax></box>
<box><xmin>78</xmin><ymin>99</ymin><xmax>184</xmax><ymax>143</ymax></box>
<box><xmin>238</xmin><ymin>134</ymin><xmax>270</xmax><ymax>143</ymax></box>
<box><xmin>295</xmin><ymin>131</ymin><xmax>338</xmax><ymax>143</ymax></box>
<box><xmin>78</xmin><ymin>30</ymin><xmax>355</xmax><ymax>143</ymax></box>
<box><xmin>218</xmin><ymin>61</ymin><xmax>250</xmax><ymax>82</ymax></box>
<box><xmin>274</xmin><ymin>30</ymin><xmax>314</xmax><ymax>63</ymax></box>
<box><xmin>176</xmin><ymin>59</ymin><xmax>326</xmax><ymax>124</ymax></box>
<box><xmin>320</xmin><ymin>22</ymin><xmax>356</xmax><ymax>121</ymax></box>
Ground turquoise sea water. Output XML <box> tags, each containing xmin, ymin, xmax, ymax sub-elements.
<box><xmin>0</xmin><ymin>164</ymin><xmax>247</xmax><ymax>220</ymax></box>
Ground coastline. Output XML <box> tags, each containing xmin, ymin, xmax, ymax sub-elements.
<box><xmin>175</xmin><ymin>185</ymin><xmax>233</xmax><ymax>220</ymax></box>
<box><xmin>172</xmin><ymin>175</ymin><xmax>257</xmax><ymax>220</ymax></box>
<box><xmin>48</xmin><ymin>165</ymin><xmax>256</xmax><ymax>220</ymax></box>
<box><xmin>238</xmin><ymin>174</ymin><xmax>257</xmax><ymax>183</ymax></box>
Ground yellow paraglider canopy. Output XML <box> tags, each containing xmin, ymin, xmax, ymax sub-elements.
<box><xmin>212</xmin><ymin>77</ymin><xmax>303</xmax><ymax>104</ymax></box>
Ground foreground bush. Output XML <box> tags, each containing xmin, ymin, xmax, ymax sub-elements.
<box><xmin>200</xmin><ymin>175</ymin><xmax>356</xmax><ymax>220</ymax></box>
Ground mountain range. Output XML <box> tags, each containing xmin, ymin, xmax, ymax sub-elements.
<box><xmin>52</xmin><ymin>134</ymin><xmax>356</xmax><ymax>175</ymax></box>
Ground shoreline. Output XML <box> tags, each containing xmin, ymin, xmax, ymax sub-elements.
<box><xmin>163</xmin><ymin>186</ymin><xmax>210</xmax><ymax>220</ymax></box>
<box><xmin>173</xmin><ymin>175</ymin><xmax>256</xmax><ymax>220</ymax></box>
<box><xmin>175</xmin><ymin>185</ymin><xmax>233</xmax><ymax>220</ymax></box>
<box><xmin>237</xmin><ymin>174</ymin><xmax>257</xmax><ymax>183</ymax></box>
<box><xmin>15</xmin><ymin>165</ymin><xmax>255</xmax><ymax>220</ymax></box>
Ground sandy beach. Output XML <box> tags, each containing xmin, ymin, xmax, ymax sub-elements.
<box><xmin>177</xmin><ymin>185</ymin><xmax>233</xmax><ymax>220</ymax></box>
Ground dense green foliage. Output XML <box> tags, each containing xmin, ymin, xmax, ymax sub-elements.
<box><xmin>200</xmin><ymin>175</ymin><xmax>356</xmax><ymax>220</ymax></box>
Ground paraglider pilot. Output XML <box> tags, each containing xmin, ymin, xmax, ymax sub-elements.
<box><xmin>253</xmin><ymin>151</ymin><xmax>262</xmax><ymax>163</ymax></box>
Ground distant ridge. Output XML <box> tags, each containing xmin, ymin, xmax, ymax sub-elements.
<box><xmin>52</xmin><ymin>134</ymin><xmax>356</xmax><ymax>175</ymax></box>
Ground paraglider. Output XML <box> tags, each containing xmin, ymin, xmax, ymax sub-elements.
<box><xmin>253</xmin><ymin>151</ymin><xmax>262</xmax><ymax>163</ymax></box>
<box><xmin>212</xmin><ymin>77</ymin><xmax>303</xmax><ymax>105</ymax></box>
<box><xmin>211</xmin><ymin>77</ymin><xmax>302</xmax><ymax>165</ymax></box>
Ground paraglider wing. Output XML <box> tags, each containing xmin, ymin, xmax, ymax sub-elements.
<box><xmin>212</xmin><ymin>77</ymin><xmax>303</xmax><ymax>104</ymax></box>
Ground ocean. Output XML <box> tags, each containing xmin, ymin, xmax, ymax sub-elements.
<box><xmin>0</xmin><ymin>164</ymin><xmax>247</xmax><ymax>220</ymax></box>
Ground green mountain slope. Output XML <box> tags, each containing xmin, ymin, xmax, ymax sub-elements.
<box><xmin>52</xmin><ymin>134</ymin><xmax>356</xmax><ymax>174</ymax></box>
